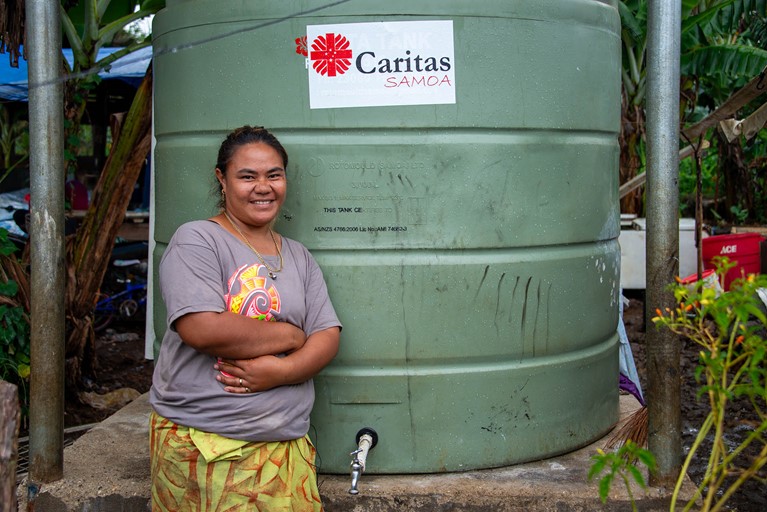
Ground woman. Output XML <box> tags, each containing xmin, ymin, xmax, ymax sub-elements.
<box><xmin>150</xmin><ymin>126</ymin><xmax>341</xmax><ymax>511</ymax></box>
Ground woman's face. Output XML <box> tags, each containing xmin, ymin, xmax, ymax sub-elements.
<box><xmin>216</xmin><ymin>142</ymin><xmax>286</xmax><ymax>229</ymax></box>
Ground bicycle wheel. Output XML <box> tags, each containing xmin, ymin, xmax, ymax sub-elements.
<box><xmin>93</xmin><ymin>293</ymin><xmax>114</xmax><ymax>332</ymax></box>
<box><xmin>119</xmin><ymin>299</ymin><xmax>139</xmax><ymax>318</ymax></box>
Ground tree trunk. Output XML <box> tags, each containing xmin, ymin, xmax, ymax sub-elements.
<box><xmin>63</xmin><ymin>77</ymin><xmax>91</xmax><ymax>175</ymax></box>
<box><xmin>64</xmin><ymin>65</ymin><xmax>153</xmax><ymax>390</ymax></box>
<box><xmin>0</xmin><ymin>380</ymin><xmax>20</xmax><ymax>512</ymax></box>
<box><xmin>619</xmin><ymin>89</ymin><xmax>646</xmax><ymax>215</ymax></box>
<box><xmin>715</xmin><ymin>129</ymin><xmax>747</xmax><ymax>223</ymax></box>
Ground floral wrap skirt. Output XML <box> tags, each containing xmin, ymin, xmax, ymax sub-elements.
<box><xmin>150</xmin><ymin>411</ymin><xmax>323</xmax><ymax>511</ymax></box>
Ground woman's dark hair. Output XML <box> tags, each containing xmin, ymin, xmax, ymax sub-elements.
<box><xmin>214</xmin><ymin>125</ymin><xmax>288</xmax><ymax>209</ymax></box>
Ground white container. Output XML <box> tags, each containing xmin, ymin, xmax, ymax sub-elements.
<box><xmin>619</xmin><ymin>218</ymin><xmax>703</xmax><ymax>290</ymax></box>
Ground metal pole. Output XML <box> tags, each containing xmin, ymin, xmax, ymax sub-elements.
<box><xmin>645</xmin><ymin>0</ymin><xmax>682</xmax><ymax>487</ymax></box>
<box><xmin>26</xmin><ymin>0</ymin><xmax>66</xmax><ymax>483</ymax></box>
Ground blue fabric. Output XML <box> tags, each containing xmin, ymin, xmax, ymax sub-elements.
<box><xmin>0</xmin><ymin>46</ymin><xmax>151</xmax><ymax>101</ymax></box>
<box><xmin>618</xmin><ymin>293</ymin><xmax>644</xmax><ymax>403</ymax></box>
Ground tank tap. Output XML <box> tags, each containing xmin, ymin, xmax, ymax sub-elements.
<box><xmin>348</xmin><ymin>427</ymin><xmax>378</xmax><ymax>495</ymax></box>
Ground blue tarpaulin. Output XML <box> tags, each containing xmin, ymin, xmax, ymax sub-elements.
<box><xmin>0</xmin><ymin>46</ymin><xmax>152</xmax><ymax>102</ymax></box>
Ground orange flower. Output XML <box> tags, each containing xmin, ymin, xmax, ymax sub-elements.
<box><xmin>655</xmin><ymin>308</ymin><xmax>663</xmax><ymax>317</ymax></box>
<box><xmin>736</xmin><ymin>335</ymin><xmax>744</xmax><ymax>345</ymax></box>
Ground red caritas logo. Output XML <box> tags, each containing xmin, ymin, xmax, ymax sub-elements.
<box><xmin>295</xmin><ymin>36</ymin><xmax>308</xmax><ymax>57</ymax></box>
<box><xmin>310</xmin><ymin>33</ymin><xmax>352</xmax><ymax>77</ymax></box>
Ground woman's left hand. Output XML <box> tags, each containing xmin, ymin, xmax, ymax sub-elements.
<box><xmin>215</xmin><ymin>327</ymin><xmax>339</xmax><ymax>394</ymax></box>
<box><xmin>214</xmin><ymin>355</ymin><xmax>291</xmax><ymax>393</ymax></box>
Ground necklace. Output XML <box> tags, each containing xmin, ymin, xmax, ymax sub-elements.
<box><xmin>223</xmin><ymin>210</ymin><xmax>283</xmax><ymax>279</ymax></box>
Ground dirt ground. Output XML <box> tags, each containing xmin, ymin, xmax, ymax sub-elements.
<box><xmin>62</xmin><ymin>320</ymin><xmax>154</xmax><ymax>430</ymax></box>
<box><xmin>38</xmin><ymin>294</ymin><xmax>766</xmax><ymax>511</ymax></box>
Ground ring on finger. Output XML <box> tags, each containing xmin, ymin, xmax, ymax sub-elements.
<box><xmin>238</xmin><ymin>378</ymin><xmax>243</xmax><ymax>386</ymax></box>
<box><xmin>245</xmin><ymin>387</ymin><xmax>251</xmax><ymax>393</ymax></box>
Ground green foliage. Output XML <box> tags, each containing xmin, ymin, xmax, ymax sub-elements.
<box><xmin>60</xmin><ymin>0</ymin><xmax>159</xmax><ymax>70</ymax></box>
<box><xmin>746</xmin><ymin>15</ymin><xmax>767</xmax><ymax>45</ymax></box>
<box><xmin>0</xmin><ymin>302</ymin><xmax>30</xmax><ymax>379</ymax></box>
<box><xmin>729</xmin><ymin>204</ymin><xmax>749</xmax><ymax>224</ymax></box>
<box><xmin>0</xmin><ymin>228</ymin><xmax>30</xmax><ymax>422</ymax></box>
<box><xmin>620</xmin><ymin>0</ymin><xmax>767</xmax><ymax>105</ymax></box>
<box><xmin>59</xmin><ymin>0</ymin><xmax>160</xmax><ymax>174</ymax></box>
<box><xmin>682</xmin><ymin>43</ymin><xmax>767</xmax><ymax>79</ymax></box>
<box><xmin>682</xmin><ymin>0</ymin><xmax>767</xmax><ymax>37</ymax></box>
<box><xmin>620</xmin><ymin>0</ymin><xmax>767</xmax><ymax>223</ymax></box>
<box><xmin>679</xmin><ymin>146</ymin><xmax>718</xmax><ymax>197</ymax></box>
<box><xmin>653</xmin><ymin>258</ymin><xmax>767</xmax><ymax>512</ymax></box>
<box><xmin>618</xmin><ymin>1</ymin><xmax>648</xmax><ymax>105</ymax></box>
<box><xmin>739</xmin><ymin>132</ymin><xmax>767</xmax><ymax>224</ymax></box>
<box><xmin>588</xmin><ymin>440</ymin><xmax>656</xmax><ymax>511</ymax></box>
<box><xmin>0</xmin><ymin>104</ymin><xmax>30</xmax><ymax>184</ymax></box>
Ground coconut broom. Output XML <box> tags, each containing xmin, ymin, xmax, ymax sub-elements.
<box><xmin>605</xmin><ymin>375</ymin><xmax>647</xmax><ymax>450</ymax></box>
<box><xmin>606</xmin><ymin>295</ymin><xmax>648</xmax><ymax>450</ymax></box>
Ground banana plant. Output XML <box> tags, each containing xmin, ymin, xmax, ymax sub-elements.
<box><xmin>618</xmin><ymin>0</ymin><xmax>648</xmax><ymax>214</ymax></box>
<box><xmin>679</xmin><ymin>1</ymin><xmax>767</xmax><ymax>223</ymax></box>
<box><xmin>54</xmin><ymin>0</ymin><xmax>162</xmax><ymax>390</ymax></box>
<box><xmin>0</xmin><ymin>103</ymin><xmax>28</xmax><ymax>183</ymax></box>
<box><xmin>681</xmin><ymin>0</ymin><xmax>767</xmax><ymax>98</ymax></box>
<box><xmin>617</xmin><ymin>0</ymin><xmax>767</xmax><ymax>214</ymax></box>
<box><xmin>60</xmin><ymin>0</ymin><xmax>158</xmax><ymax>70</ymax></box>
<box><xmin>59</xmin><ymin>0</ymin><xmax>162</xmax><ymax>172</ymax></box>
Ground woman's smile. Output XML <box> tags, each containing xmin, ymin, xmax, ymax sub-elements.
<box><xmin>216</xmin><ymin>142</ymin><xmax>287</xmax><ymax>231</ymax></box>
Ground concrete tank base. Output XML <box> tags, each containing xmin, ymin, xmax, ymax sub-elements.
<box><xmin>15</xmin><ymin>393</ymin><xmax>696</xmax><ymax>511</ymax></box>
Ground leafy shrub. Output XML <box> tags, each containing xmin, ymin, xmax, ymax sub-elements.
<box><xmin>589</xmin><ymin>440</ymin><xmax>656</xmax><ymax>511</ymax></box>
<box><xmin>654</xmin><ymin>258</ymin><xmax>767</xmax><ymax>512</ymax></box>
<box><xmin>0</xmin><ymin>227</ymin><xmax>30</xmax><ymax>422</ymax></box>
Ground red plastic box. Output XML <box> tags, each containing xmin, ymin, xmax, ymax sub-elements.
<box><xmin>702</xmin><ymin>233</ymin><xmax>765</xmax><ymax>290</ymax></box>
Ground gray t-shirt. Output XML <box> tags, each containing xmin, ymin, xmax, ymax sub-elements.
<box><xmin>150</xmin><ymin>220</ymin><xmax>341</xmax><ymax>442</ymax></box>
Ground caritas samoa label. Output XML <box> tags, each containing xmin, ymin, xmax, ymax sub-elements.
<box><xmin>304</xmin><ymin>20</ymin><xmax>456</xmax><ymax>109</ymax></box>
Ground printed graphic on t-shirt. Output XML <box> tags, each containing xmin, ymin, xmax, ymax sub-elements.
<box><xmin>224</xmin><ymin>264</ymin><xmax>281</xmax><ymax>321</ymax></box>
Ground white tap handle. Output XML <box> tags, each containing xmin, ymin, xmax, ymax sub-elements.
<box><xmin>355</xmin><ymin>434</ymin><xmax>373</xmax><ymax>472</ymax></box>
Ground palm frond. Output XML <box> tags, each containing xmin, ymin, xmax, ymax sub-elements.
<box><xmin>682</xmin><ymin>43</ymin><xmax>767</xmax><ymax>78</ymax></box>
<box><xmin>682</xmin><ymin>0</ymin><xmax>739</xmax><ymax>35</ymax></box>
<box><xmin>619</xmin><ymin>1</ymin><xmax>645</xmax><ymax>43</ymax></box>
<box><xmin>682</xmin><ymin>0</ymin><xmax>767</xmax><ymax>37</ymax></box>
<box><xmin>718</xmin><ymin>0</ymin><xmax>767</xmax><ymax>33</ymax></box>
<box><xmin>682</xmin><ymin>0</ymin><xmax>704</xmax><ymax>18</ymax></box>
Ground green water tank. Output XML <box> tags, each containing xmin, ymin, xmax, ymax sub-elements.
<box><xmin>152</xmin><ymin>0</ymin><xmax>621</xmax><ymax>473</ymax></box>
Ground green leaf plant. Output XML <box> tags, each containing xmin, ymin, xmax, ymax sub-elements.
<box><xmin>0</xmin><ymin>103</ymin><xmax>29</xmax><ymax>184</ymax></box>
<box><xmin>0</xmin><ymin>227</ymin><xmax>30</xmax><ymax>425</ymax></box>
<box><xmin>59</xmin><ymin>0</ymin><xmax>161</xmax><ymax>174</ymax></box>
<box><xmin>588</xmin><ymin>440</ymin><xmax>657</xmax><ymax>512</ymax></box>
<box><xmin>653</xmin><ymin>257</ymin><xmax>767</xmax><ymax>512</ymax></box>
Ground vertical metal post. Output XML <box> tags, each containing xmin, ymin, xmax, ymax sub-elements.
<box><xmin>26</xmin><ymin>0</ymin><xmax>66</xmax><ymax>483</ymax></box>
<box><xmin>645</xmin><ymin>0</ymin><xmax>682</xmax><ymax>487</ymax></box>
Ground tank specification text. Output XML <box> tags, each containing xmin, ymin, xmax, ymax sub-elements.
<box><xmin>314</xmin><ymin>226</ymin><xmax>408</xmax><ymax>233</ymax></box>
<box><xmin>322</xmin><ymin>207</ymin><xmax>392</xmax><ymax>213</ymax></box>
<box><xmin>315</xmin><ymin>207</ymin><xmax>408</xmax><ymax>233</ymax></box>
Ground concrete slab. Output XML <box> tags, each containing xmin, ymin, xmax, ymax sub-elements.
<box><xmin>16</xmin><ymin>393</ymin><xmax>695</xmax><ymax>511</ymax></box>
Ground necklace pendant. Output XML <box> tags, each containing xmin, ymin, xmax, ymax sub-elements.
<box><xmin>222</xmin><ymin>211</ymin><xmax>284</xmax><ymax>279</ymax></box>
